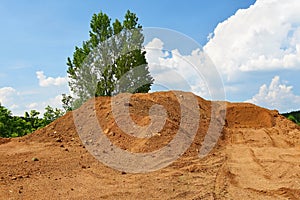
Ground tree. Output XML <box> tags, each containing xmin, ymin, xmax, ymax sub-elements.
<box><xmin>11</xmin><ymin>116</ymin><xmax>32</xmax><ymax>137</ymax></box>
<box><xmin>43</xmin><ymin>105</ymin><xmax>64</xmax><ymax>125</ymax></box>
<box><xmin>25</xmin><ymin>110</ymin><xmax>41</xmax><ymax>130</ymax></box>
<box><xmin>282</xmin><ymin>110</ymin><xmax>300</xmax><ymax>126</ymax></box>
<box><xmin>0</xmin><ymin>103</ymin><xmax>65</xmax><ymax>138</ymax></box>
<box><xmin>0</xmin><ymin>103</ymin><xmax>12</xmax><ymax>137</ymax></box>
<box><xmin>288</xmin><ymin>115</ymin><xmax>299</xmax><ymax>124</ymax></box>
<box><xmin>61</xmin><ymin>94</ymin><xmax>74</xmax><ymax>112</ymax></box>
<box><xmin>0</xmin><ymin>104</ymin><xmax>33</xmax><ymax>137</ymax></box>
<box><xmin>65</xmin><ymin>10</ymin><xmax>154</xmax><ymax>107</ymax></box>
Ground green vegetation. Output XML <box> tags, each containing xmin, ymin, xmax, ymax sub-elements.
<box><xmin>0</xmin><ymin>103</ymin><xmax>64</xmax><ymax>138</ymax></box>
<box><xmin>63</xmin><ymin>10</ymin><xmax>154</xmax><ymax>110</ymax></box>
<box><xmin>282</xmin><ymin>110</ymin><xmax>300</xmax><ymax>125</ymax></box>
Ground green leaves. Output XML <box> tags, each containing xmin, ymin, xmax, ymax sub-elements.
<box><xmin>90</xmin><ymin>12</ymin><xmax>112</xmax><ymax>44</ymax></box>
<box><xmin>66</xmin><ymin>10</ymin><xmax>154</xmax><ymax>109</ymax></box>
<box><xmin>123</xmin><ymin>10</ymin><xmax>140</xmax><ymax>30</ymax></box>
<box><xmin>0</xmin><ymin>103</ymin><xmax>64</xmax><ymax>138</ymax></box>
<box><xmin>43</xmin><ymin>105</ymin><xmax>64</xmax><ymax>125</ymax></box>
<box><xmin>288</xmin><ymin>115</ymin><xmax>298</xmax><ymax>124</ymax></box>
<box><xmin>282</xmin><ymin>111</ymin><xmax>300</xmax><ymax>126</ymax></box>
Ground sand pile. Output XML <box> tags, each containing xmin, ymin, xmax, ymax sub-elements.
<box><xmin>1</xmin><ymin>91</ymin><xmax>300</xmax><ymax>199</ymax></box>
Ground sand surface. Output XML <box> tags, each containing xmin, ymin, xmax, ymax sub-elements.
<box><xmin>1</xmin><ymin>91</ymin><xmax>300</xmax><ymax>199</ymax></box>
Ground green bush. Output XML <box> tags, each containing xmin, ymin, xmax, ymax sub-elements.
<box><xmin>0</xmin><ymin>103</ymin><xmax>64</xmax><ymax>138</ymax></box>
<box><xmin>282</xmin><ymin>111</ymin><xmax>300</xmax><ymax>126</ymax></box>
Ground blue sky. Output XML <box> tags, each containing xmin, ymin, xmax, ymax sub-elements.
<box><xmin>1</xmin><ymin>0</ymin><xmax>300</xmax><ymax>115</ymax></box>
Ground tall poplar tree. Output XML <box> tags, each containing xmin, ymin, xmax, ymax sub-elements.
<box><xmin>65</xmin><ymin>10</ymin><xmax>153</xmax><ymax>108</ymax></box>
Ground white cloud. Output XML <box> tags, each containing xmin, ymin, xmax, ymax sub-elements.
<box><xmin>246</xmin><ymin>76</ymin><xmax>300</xmax><ymax>112</ymax></box>
<box><xmin>145</xmin><ymin>37</ymin><xmax>164</xmax><ymax>51</ymax></box>
<box><xmin>0</xmin><ymin>87</ymin><xmax>19</xmax><ymax>112</ymax></box>
<box><xmin>145</xmin><ymin>38</ymin><xmax>225</xmax><ymax>100</ymax></box>
<box><xmin>48</xmin><ymin>95</ymin><xmax>63</xmax><ymax>109</ymax></box>
<box><xmin>204</xmin><ymin>0</ymin><xmax>300</xmax><ymax>80</ymax></box>
<box><xmin>0</xmin><ymin>87</ymin><xmax>16</xmax><ymax>104</ymax></box>
<box><xmin>0</xmin><ymin>85</ymin><xmax>65</xmax><ymax>116</ymax></box>
<box><xmin>36</xmin><ymin>71</ymin><xmax>67</xmax><ymax>87</ymax></box>
<box><xmin>25</xmin><ymin>95</ymin><xmax>63</xmax><ymax>116</ymax></box>
<box><xmin>26</xmin><ymin>102</ymin><xmax>39</xmax><ymax>110</ymax></box>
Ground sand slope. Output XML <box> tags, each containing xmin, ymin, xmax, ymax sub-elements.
<box><xmin>1</xmin><ymin>91</ymin><xmax>300</xmax><ymax>199</ymax></box>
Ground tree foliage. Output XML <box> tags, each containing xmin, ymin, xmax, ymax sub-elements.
<box><xmin>43</xmin><ymin>106</ymin><xmax>64</xmax><ymax>125</ymax></box>
<box><xmin>282</xmin><ymin>110</ymin><xmax>300</xmax><ymax>125</ymax></box>
<box><xmin>0</xmin><ymin>103</ymin><xmax>64</xmax><ymax>138</ymax></box>
<box><xmin>65</xmin><ymin>10</ymin><xmax>153</xmax><ymax>108</ymax></box>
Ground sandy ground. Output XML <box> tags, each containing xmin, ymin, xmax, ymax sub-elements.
<box><xmin>1</xmin><ymin>91</ymin><xmax>300</xmax><ymax>199</ymax></box>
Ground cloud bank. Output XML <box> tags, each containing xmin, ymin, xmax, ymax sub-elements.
<box><xmin>145</xmin><ymin>37</ymin><xmax>225</xmax><ymax>100</ymax></box>
<box><xmin>0</xmin><ymin>86</ymin><xmax>65</xmax><ymax>116</ymax></box>
<box><xmin>36</xmin><ymin>71</ymin><xmax>68</xmax><ymax>87</ymax></box>
<box><xmin>247</xmin><ymin>76</ymin><xmax>300</xmax><ymax>112</ymax></box>
<box><xmin>0</xmin><ymin>87</ymin><xmax>18</xmax><ymax>110</ymax></box>
<box><xmin>204</xmin><ymin>0</ymin><xmax>300</xmax><ymax>80</ymax></box>
<box><xmin>0</xmin><ymin>71</ymin><xmax>68</xmax><ymax>115</ymax></box>
<box><xmin>201</xmin><ymin>0</ymin><xmax>300</xmax><ymax>112</ymax></box>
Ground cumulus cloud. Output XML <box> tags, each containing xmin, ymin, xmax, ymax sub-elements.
<box><xmin>0</xmin><ymin>85</ymin><xmax>65</xmax><ymax>116</ymax></box>
<box><xmin>0</xmin><ymin>87</ymin><xmax>16</xmax><ymax>104</ymax></box>
<box><xmin>48</xmin><ymin>95</ymin><xmax>64</xmax><ymax>109</ymax></box>
<box><xmin>204</xmin><ymin>0</ymin><xmax>300</xmax><ymax>80</ymax></box>
<box><xmin>145</xmin><ymin>38</ymin><xmax>225</xmax><ymax>100</ymax></box>
<box><xmin>0</xmin><ymin>87</ymin><xmax>19</xmax><ymax>111</ymax></box>
<box><xmin>246</xmin><ymin>76</ymin><xmax>300</xmax><ymax>112</ymax></box>
<box><xmin>26</xmin><ymin>102</ymin><xmax>39</xmax><ymax>110</ymax></box>
<box><xmin>0</xmin><ymin>70</ymin><xmax>68</xmax><ymax>115</ymax></box>
<box><xmin>36</xmin><ymin>71</ymin><xmax>67</xmax><ymax>87</ymax></box>
<box><xmin>26</xmin><ymin>95</ymin><xmax>63</xmax><ymax>115</ymax></box>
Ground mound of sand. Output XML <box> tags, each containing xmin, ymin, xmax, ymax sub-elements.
<box><xmin>1</xmin><ymin>91</ymin><xmax>300</xmax><ymax>199</ymax></box>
